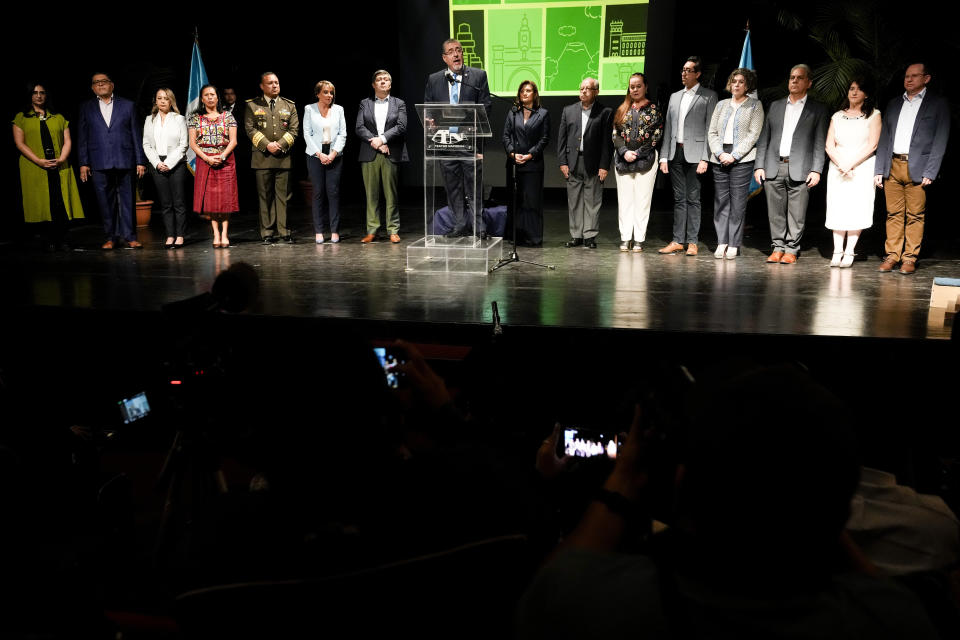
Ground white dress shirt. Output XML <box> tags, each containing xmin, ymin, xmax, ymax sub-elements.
<box><xmin>99</xmin><ymin>95</ymin><xmax>114</xmax><ymax>127</ymax></box>
<box><xmin>143</xmin><ymin>112</ymin><xmax>188</xmax><ymax>169</ymax></box>
<box><xmin>579</xmin><ymin>106</ymin><xmax>590</xmax><ymax>151</ymax></box>
<box><xmin>893</xmin><ymin>88</ymin><xmax>926</xmax><ymax>155</ymax></box>
<box><xmin>374</xmin><ymin>96</ymin><xmax>389</xmax><ymax>144</ymax></box>
<box><xmin>778</xmin><ymin>94</ymin><xmax>807</xmax><ymax>157</ymax></box>
<box><xmin>677</xmin><ymin>83</ymin><xmax>699</xmax><ymax>144</ymax></box>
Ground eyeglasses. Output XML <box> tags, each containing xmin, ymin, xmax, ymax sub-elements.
<box><xmin>92</xmin><ymin>79</ymin><xmax>113</xmax><ymax>86</ymax></box>
<box><xmin>443</xmin><ymin>47</ymin><xmax>463</xmax><ymax>56</ymax></box>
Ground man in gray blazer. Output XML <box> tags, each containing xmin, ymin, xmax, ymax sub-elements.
<box><xmin>754</xmin><ymin>64</ymin><xmax>829</xmax><ymax>263</ymax></box>
<box><xmin>874</xmin><ymin>63</ymin><xmax>950</xmax><ymax>274</ymax></box>
<box><xmin>658</xmin><ymin>56</ymin><xmax>718</xmax><ymax>256</ymax></box>
<box><xmin>357</xmin><ymin>69</ymin><xmax>408</xmax><ymax>244</ymax></box>
<box><xmin>557</xmin><ymin>78</ymin><xmax>613</xmax><ymax>249</ymax></box>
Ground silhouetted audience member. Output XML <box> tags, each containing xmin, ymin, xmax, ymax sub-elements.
<box><xmin>517</xmin><ymin>365</ymin><xmax>939</xmax><ymax>639</ymax></box>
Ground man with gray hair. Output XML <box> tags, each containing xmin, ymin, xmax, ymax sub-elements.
<box><xmin>754</xmin><ymin>64</ymin><xmax>829</xmax><ymax>264</ymax></box>
<box><xmin>557</xmin><ymin>77</ymin><xmax>613</xmax><ymax>249</ymax></box>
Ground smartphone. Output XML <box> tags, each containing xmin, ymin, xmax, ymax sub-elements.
<box><xmin>118</xmin><ymin>391</ymin><xmax>151</xmax><ymax>424</ymax></box>
<box><xmin>559</xmin><ymin>426</ymin><xmax>618</xmax><ymax>459</ymax></box>
<box><xmin>373</xmin><ymin>347</ymin><xmax>405</xmax><ymax>389</ymax></box>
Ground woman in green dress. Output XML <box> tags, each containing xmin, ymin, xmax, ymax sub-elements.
<box><xmin>12</xmin><ymin>83</ymin><xmax>84</xmax><ymax>250</ymax></box>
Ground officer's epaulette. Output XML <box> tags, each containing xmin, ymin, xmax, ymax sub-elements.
<box><xmin>279</xmin><ymin>96</ymin><xmax>295</xmax><ymax>104</ymax></box>
<box><xmin>246</xmin><ymin>98</ymin><xmax>256</xmax><ymax>102</ymax></box>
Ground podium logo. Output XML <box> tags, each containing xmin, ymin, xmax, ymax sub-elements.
<box><xmin>431</xmin><ymin>129</ymin><xmax>466</xmax><ymax>144</ymax></box>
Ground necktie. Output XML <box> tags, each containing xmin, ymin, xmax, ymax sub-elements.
<box><xmin>450</xmin><ymin>77</ymin><xmax>459</xmax><ymax>105</ymax></box>
<box><xmin>270</xmin><ymin>99</ymin><xmax>276</xmax><ymax>111</ymax></box>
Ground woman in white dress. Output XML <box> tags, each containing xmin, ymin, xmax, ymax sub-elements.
<box><xmin>824</xmin><ymin>77</ymin><xmax>881</xmax><ymax>267</ymax></box>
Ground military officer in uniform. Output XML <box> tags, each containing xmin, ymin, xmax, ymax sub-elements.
<box><xmin>244</xmin><ymin>71</ymin><xmax>299</xmax><ymax>243</ymax></box>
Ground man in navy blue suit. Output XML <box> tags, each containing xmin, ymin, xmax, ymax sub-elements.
<box><xmin>77</xmin><ymin>72</ymin><xmax>147</xmax><ymax>249</ymax></box>
<box><xmin>424</xmin><ymin>39</ymin><xmax>492</xmax><ymax>238</ymax></box>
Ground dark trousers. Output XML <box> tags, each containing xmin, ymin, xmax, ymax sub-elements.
<box><xmin>255</xmin><ymin>168</ymin><xmax>291</xmax><ymax>238</ymax></box>
<box><xmin>713</xmin><ymin>160</ymin><xmax>753</xmax><ymax>247</ymax></box>
<box><xmin>440</xmin><ymin>159</ymin><xmax>484</xmax><ymax>233</ymax></box>
<box><xmin>307</xmin><ymin>154</ymin><xmax>342</xmax><ymax>234</ymax></box>
<box><xmin>92</xmin><ymin>168</ymin><xmax>136</xmax><ymax>242</ymax></box>
<box><xmin>150</xmin><ymin>161</ymin><xmax>187</xmax><ymax>237</ymax></box>
<box><xmin>506</xmin><ymin>166</ymin><xmax>544</xmax><ymax>245</ymax></box>
<box><xmin>669</xmin><ymin>155</ymin><xmax>704</xmax><ymax>244</ymax></box>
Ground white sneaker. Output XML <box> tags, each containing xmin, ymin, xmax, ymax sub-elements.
<box><xmin>714</xmin><ymin>244</ymin><xmax>728</xmax><ymax>259</ymax></box>
<box><xmin>725</xmin><ymin>246</ymin><xmax>738</xmax><ymax>259</ymax></box>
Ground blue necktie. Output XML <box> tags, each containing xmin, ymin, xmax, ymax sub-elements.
<box><xmin>450</xmin><ymin>76</ymin><xmax>459</xmax><ymax>104</ymax></box>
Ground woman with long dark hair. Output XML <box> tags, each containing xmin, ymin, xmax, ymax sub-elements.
<box><xmin>143</xmin><ymin>88</ymin><xmax>188</xmax><ymax>248</ymax></box>
<box><xmin>502</xmin><ymin>80</ymin><xmax>550</xmax><ymax>246</ymax></box>
<box><xmin>188</xmin><ymin>84</ymin><xmax>239</xmax><ymax>248</ymax></box>
<box><xmin>612</xmin><ymin>72</ymin><xmax>662</xmax><ymax>252</ymax></box>
<box><xmin>12</xmin><ymin>83</ymin><xmax>84</xmax><ymax>250</ymax></box>
<box><xmin>824</xmin><ymin>76</ymin><xmax>880</xmax><ymax>267</ymax></box>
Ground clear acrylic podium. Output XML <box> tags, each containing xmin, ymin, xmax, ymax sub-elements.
<box><xmin>407</xmin><ymin>103</ymin><xmax>502</xmax><ymax>273</ymax></box>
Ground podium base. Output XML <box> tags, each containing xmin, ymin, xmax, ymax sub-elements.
<box><xmin>406</xmin><ymin>235</ymin><xmax>503</xmax><ymax>274</ymax></box>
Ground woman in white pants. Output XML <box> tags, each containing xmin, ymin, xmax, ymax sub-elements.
<box><xmin>613</xmin><ymin>72</ymin><xmax>663</xmax><ymax>252</ymax></box>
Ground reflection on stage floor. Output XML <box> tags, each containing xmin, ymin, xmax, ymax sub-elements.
<box><xmin>2</xmin><ymin>204</ymin><xmax>956</xmax><ymax>341</ymax></box>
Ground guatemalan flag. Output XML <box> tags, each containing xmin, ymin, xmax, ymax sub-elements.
<box><xmin>186</xmin><ymin>38</ymin><xmax>209</xmax><ymax>174</ymax></box>
<box><xmin>740</xmin><ymin>27</ymin><xmax>762</xmax><ymax>196</ymax></box>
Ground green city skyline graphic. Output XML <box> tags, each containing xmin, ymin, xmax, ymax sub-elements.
<box><xmin>450</xmin><ymin>0</ymin><xmax>647</xmax><ymax>95</ymax></box>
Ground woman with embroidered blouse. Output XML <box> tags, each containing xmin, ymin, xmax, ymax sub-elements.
<box><xmin>707</xmin><ymin>68</ymin><xmax>764</xmax><ymax>260</ymax></box>
<box><xmin>303</xmin><ymin>80</ymin><xmax>347</xmax><ymax>244</ymax></box>
<box><xmin>613</xmin><ymin>72</ymin><xmax>662</xmax><ymax>252</ymax></box>
<box><xmin>188</xmin><ymin>84</ymin><xmax>238</xmax><ymax>248</ymax></box>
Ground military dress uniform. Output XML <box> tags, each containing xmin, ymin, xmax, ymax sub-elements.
<box><xmin>244</xmin><ymin>95</ymin><xmax>299</xmax><ymax>241</ymax></box>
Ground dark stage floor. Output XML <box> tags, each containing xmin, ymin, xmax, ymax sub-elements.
<box><xmin>2</xmin><ymin>196</ymin><xmax>957</xmax><ymax>341</ymax></box>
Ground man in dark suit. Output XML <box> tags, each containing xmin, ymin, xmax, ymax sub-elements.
<box><xmin>754</xmin><ymin>64</ymin><xmax>829</xmax><ymax>264</ymax></box>
<box><xmin>658</xmin><ymin>56</ymin><xmax>718</xmax><ymax>256</ymax></box>
<box><xmin>874</xmin><ymin>63</ymin><xmax>950</xmax><ymax>275</ymax></box>
<box><xmin>557</xmin><ymin>77</ymin><xmax>613</xmax><ymax>249</ymax></box>
<box><xmin>357</xmin><ymin>69</ymin><xmax>408</xmax><ymax>244</ymax></box>
<box><xmin>76</xmin><ymin>72</ymin><xmax>147</xmax><ymax>249</ymax></box>
<box><xmin>424</xmin><ymin>38</ymin><xmax>492</xmax><ymax>238</ymax></box>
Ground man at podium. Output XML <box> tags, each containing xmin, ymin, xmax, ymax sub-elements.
<box><xmin>424</xmin><ymin>38</ymin><xmax>492</xmax><ymax>238</ymax></box>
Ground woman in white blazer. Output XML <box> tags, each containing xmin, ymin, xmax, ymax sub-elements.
<box><xmin>303</xmin><ymin>80</ymin><xmax>347</xmax><ymax>243</ymax></box>
<box><xmin>143</xmin><ymin>88</ymin><xmax>189</xmax><ymax>248</ymax></box>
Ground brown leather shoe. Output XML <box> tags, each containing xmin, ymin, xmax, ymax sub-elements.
<box><xmin>125</xmin><ymin>240</ymin><xmax>143</xmax><ymax>249</ymax></box>
<box><xmin>658</xmin><ymin>241</ymin><xmax>684</xmax><ymax>254</ymax></box>
<box><xmin>767</xmin><ymin>251</ymin><xmax>783</xmax><ymax>263</ymax></box>
<box><xmin>779</xmin><ymin>253</ymin><xmax>797</xmax><ymax>264</ymax></box>
<box><xmin>101</xmin><ymin>240</ymin><xmax>115</xmax><ymax>250</ymax></box>
<box><xmin>361</xmin><ymin>233</ymin><xmax>376</xmax><ymax>244</ymax></box>
<box><xmin>878</xmin><ymin>257</ymin><xmax>898</xmax><ymax>272</ymax></box>
<box><xmin>390</xmin><ymin>234</ymin><xmax>401</xmax><ymax>244</ymax></box>
<box><xmin>685</xmin><ymin>243</ymin><xmax>698</xmax><ymax>256</ymax></box>
<box><xmin>899</xmin><ymin>260</ymin><xmax>916</xmax><ymax>275</ymax></box>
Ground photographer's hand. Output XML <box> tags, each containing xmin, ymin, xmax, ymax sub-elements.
<box><xmin>535</xmin><ymin>423</ymin><xmax>572</xmax><ymax>480</ymax></box>
<box><xmin>562</xmin><ymin>405</ymin><xmax>650</xmax><ymax>553</ymax></box>
<box><xmin>394</xmin><ymin>339</ymin><xmax>453</xmax><ymax>410</ymax></box>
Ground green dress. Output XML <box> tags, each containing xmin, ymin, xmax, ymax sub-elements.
<box><xmin>13</xmin><ymin>111</ymin><xmax>84</xmax><ymax>223</ymax></box>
